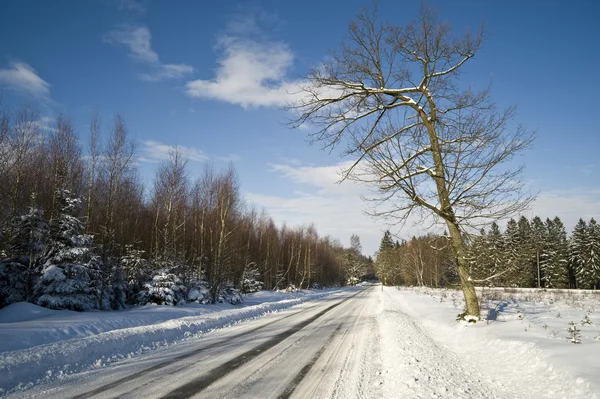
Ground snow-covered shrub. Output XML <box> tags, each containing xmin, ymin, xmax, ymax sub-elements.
<box><xmin>311</xmin><ymin>282</ymin><xmax>322</xmax><ymax>290</ymax></box>
<box><xmin>219</xmin><ymin>283</ymin><xmax>243</xmax><ymax>305</ymax></box>
<box><xmin>139</xmin><ymin>272</ymin><xmax>187</xmax><ymax>306</ymax></box>
<box><xmin>581</xmin><ymin>314</ymin><xmax>593</xmax><ymax>326</ymax></box>
<box><xmin>240</xmin><ymin>262</ymin><xmax>263</xmax><ymax>294</ymax></box>
<box><xmin>568</xmin><ymin>321</ymin><xmax>581</xmax><ymax>344</ymax></box>
<box><xmin>188</xmin><ymin>278</ymin><xmax>210</xmax><ymax>304</ymax></box>
<box><xmin>280</xmin><ymin>284</ymin><xmax>297</xmax><ymax>293</ymax></box>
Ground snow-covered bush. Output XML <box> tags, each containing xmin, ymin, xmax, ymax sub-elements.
<box><xmin>219</xmin><ymin>283</ymin><xmax>243</xmax><ymax>305</ymax></box>
<box><xmin>139</xmin><ymin>272</ymin><xmax>187</xmax><ymax>306</ymax></box>
<box><xmin>568</xmin><ymin>321</ymin><xmax>581</xmax><ymax>344</ymax></box>
<box><xmin>240</xmin><ymin>262</ymin><xmax>263</xmax><ymax>294</ymax></box>
<box><xmin>188</xmin><ymin>278</ymin><xmax>210</xmax><ymax>304</ymax></box>
<box><xmin>311</xmin><ymin>282</ymin><xmax>322</xmax><ymax>290</ymax></box>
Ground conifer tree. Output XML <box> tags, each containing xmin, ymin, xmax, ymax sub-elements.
<box><xmin>542</xmin><ymin>217</ymin><xmax>569</xmax><ymax>288</ymax></box>
<box><xmin>34</xmin><ymin>190</ymin><xmax>99</xmax><ymax>311</ymax></box>
<box><xmin>570</xmin><ymin>219</ymin><xmax>588</xmax><ymax>289</ymax></box>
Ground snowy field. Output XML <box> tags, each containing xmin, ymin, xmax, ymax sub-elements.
<box><xmin>1</xmin><ymin>284</ymin><xmax>599</xmax><ymax>398</ymax></box>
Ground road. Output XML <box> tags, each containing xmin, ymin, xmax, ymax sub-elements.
<box><xmin>14</xmin><ymin>286</ymin><xmax>381</xmax><ymax>399</ymax></box>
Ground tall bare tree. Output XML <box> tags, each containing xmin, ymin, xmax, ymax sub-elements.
<box><xmin>85</xmin><ymin>113</ymin><xmax>101</xmax><ymax>232</ymax></box>
<box><xmin>289</xmin><ymin>6</ymin><xmax>534</xmax><ymax>317</ymax></box>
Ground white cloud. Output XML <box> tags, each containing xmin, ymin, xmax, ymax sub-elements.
<box><xmin>529</xmin><ymin>188</ymin><xmax>600</xmax><ymax>231</ymax></box>
<box><xmin>185</xmin><ymin>16</ymin><xmax>302</xmax><ymax>108</ymax></box>
<box><xmin>104</xmin><ymin>25</ymin><xmax>158</xmax><ymax>63</ymax></box>
<box><xmin>104</xmin><ymin>25</ymin><xmax>193</xmax><ymax>81</ymax></box>
<box><xmin>140</xmin><ymin>140</ymin><xmax>208</xmax><ymax>163</ymax></box>
<box><xmin>139</xmin><ymin>63</ymin><xmax>194</xmax><ymax>81</ymax></box>
<box><xmin>0</xmin><ymin>62</ymin><xmax>50</xmax><ymax>98</ymax></box>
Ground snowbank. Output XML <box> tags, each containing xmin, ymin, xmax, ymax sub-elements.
<box><xmin>0</xmin><ymin>288</ymin><xmax>343</xmax><ymax>395</ymax></box>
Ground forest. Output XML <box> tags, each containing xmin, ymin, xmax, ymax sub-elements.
<box><xmin>376</xmin><ymin>216</ymin><xmax>600</xmax><ymax>290</ymax></box>
<box><xmin>0</xmin><ymin>105</ymin><xmax>373</xmax><ymax>311</ymax></box>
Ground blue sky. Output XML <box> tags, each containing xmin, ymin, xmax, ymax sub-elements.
<box><xmin>0</xmin><ymin>0</ymin><xmax>599</xmax><ymax>255</ymax></box>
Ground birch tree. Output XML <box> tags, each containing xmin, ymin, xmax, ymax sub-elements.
<box><xmin>289</xmin><ymin>6</ymin><xmax>534</xmax><ymax>317</ymax></box>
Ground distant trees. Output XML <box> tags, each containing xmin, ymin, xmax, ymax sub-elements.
<box><xmin>0</xmin><ymin>105</ymin><xmax>357</xmax><ymax>310</ymax></box>
<box><xmin>376</xmin><ymin>215</ymin><xmax>600</xmax><ymax>291</ymax></box>
<box><xmin>467</xmin><ymin>216</ymin><xmax>598</xmax><ymax>290</ymax></box>
<box><xmin>375</xmin><ymin>231</ymin><xmax>456</xmax><ymax>288</ymax></box>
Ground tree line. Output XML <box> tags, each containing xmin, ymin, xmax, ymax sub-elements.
<box><xmin>376</xmin><ymin>215</ymin><xmax>600</xmax><ymax>290</ymax></box>
<box><xmin>0</xmin><ymin>105</ymin><xmax>364</xmax><ymax>310</ymax></box>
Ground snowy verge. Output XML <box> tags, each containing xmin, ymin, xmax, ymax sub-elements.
<box><xmin>384</xmin><ymin>286</ymin><xmax>600</xmax><ymax>399</ymax></box>
<box><xmin>0</xmin><ymin>288</ymin><xmax>346</xmax><ymax>395</ymax></box>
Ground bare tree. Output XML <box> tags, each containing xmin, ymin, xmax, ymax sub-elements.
<box><xmin>85</xmin><ymin>113</ymin><xmax>101</xmax><ymax>232</ymax></box>
<box><xmin>99</xmin><ymin>114</ymin><xmax>135</xmax><ymax>249</ymax></box>
<box><xmin>289</xmin><ymin>6</ymin><xmax>534</xmax><ymax>317</ymax></box>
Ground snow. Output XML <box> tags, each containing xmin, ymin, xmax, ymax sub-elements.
<box><xmin>0</xmin><ymin>288</ymin><xmax>345</xmax><ymax>395</ymax></box>
<box><xmin>1</xmin><ymin>284</ymin><xmax>600</xmax><ymax>398</ymax></box>
<box><xmin>377</xmin><ymin>286</ymin><xmax>600</xmax><ymax>398</ymax></box>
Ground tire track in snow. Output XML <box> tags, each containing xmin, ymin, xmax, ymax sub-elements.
<box><xmin>160</xmin><ymin>287</ymin><xmax>369</xmax><ymax>398</ymax></box>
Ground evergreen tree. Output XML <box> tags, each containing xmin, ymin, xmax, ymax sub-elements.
<box><xmin>531</xmin><ymin>216</ymin><xmax>547</xmax><ymax>288</ymax></box>
<box><xmin>120</xmin><ymin>245</ymin><xmax>151</xmax><ymax>304</ymax></box>
<box><xmin>6</xmin><ymin>204</ymin><xmax>49</xmax><ymax>302</ymax></box>
<box><xmin>576</xmin><ymin>218</ymin><xmax>600</xmax><ymax>289</ymax></box>
<box><xmin>240</xmin><ymin>262</ymin><xmax>263</xmax><ymax>294</ymax></box>
<box><xmin>467</xmin><ymin>229</ymin><xmax>489</xmax><ymax>281</ymax></box>
<box><xmin>376</xmin><ymin>230</ymin><xmax>397</xmax><ymax>286</ymax></box>
<box><xmin>570</xmin><ymin>219</ymin><xmax>588</xmax><ymax>289</ymax></box>
<box><xmin>139</xmin><ymin>271</ymin><xmax>187</xmax><ymax>306</ymax></box>
<box><xmin>542</xmin><ymin>217</ymin><xmax>569</xmax><ymax>288</ymax></box>
<box><xmin>34</xmin><ymin>190</ymin><xmax>99</xmax><ymax>311</ymax></box>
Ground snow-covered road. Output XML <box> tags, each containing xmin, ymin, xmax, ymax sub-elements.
<box><xmin>5</xmin><ymin>287</ymin><xmax>379</xmax><ymax>399</ymax></box>
<box><xmin>3</xmin><ymin>285</ymin><xmax>598</xmax><ymax>398</ymax></box>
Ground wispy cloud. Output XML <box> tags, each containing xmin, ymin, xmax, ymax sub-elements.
<box><xmin>104</xmin><ymin>25</ymin><xmax>193</xmax><ymax>81</ymax></box>
<box><xmin>246</xmin><ymin>160</ymin><xmax>437</xmax><ymax>255</ymax></box>
<box><xmin>529</xmin><ymin>188</ymin><xmax>600</xmax><ymax>230</ymax></box>
<box><xmin>140</xmin><ymin>140</ymin><xmax>208</xmax><ymax>163</ymax></box>
<box><xmin>118</xmin><ymin>0</ymin><xmax>146</xmax><ymax>13</ymax></box>
<box><xmin>0</xmin><ymin>61</ymin><xmax>50</xmax><ymax>98</ymax></box>
<box><xmin>185</xmin><ymin>13</ymin><xmax>302</xmax><ymax>108</ymax></box>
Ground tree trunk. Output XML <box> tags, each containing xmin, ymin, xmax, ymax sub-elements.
<box><xmin>446</xmin><ymin>221</ymin><xmax>480</xmax><ymax>317</ymax></box>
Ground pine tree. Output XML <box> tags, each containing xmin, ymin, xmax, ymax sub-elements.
<box><xmin>467</xmin><ymin>229</ymin><xmax>489</xmax><ymax>281</ymax></box>
<box><xmin>240</xmin><ymin>262</ymin><xmax>263</xmax><ymax>294</ymax></box>
<box><xmin>580</xmin><ymin>218</ymin><xmax>600</xmax><ymax>289</ymax></box>
<box><xmin>487</xmin><ymin>222</ymin><xmax>506</xmax><ymax>285</ymax></box>
<box><xmin>6</xmin><ymin>204</ymin><xmax>49</xmax><ymax>302</ymax></box>
<box><xmin>570</xmin><ymin>219</ymin><xmax>588</xmax><ymax>289</ymax></box>
<box><xmin>34</xmin><ymin>190</ymin><xmax>99</xmax><ymax>311</ymax></box>
<box><xmin>139</xmin><ymin>271</ymin><xmax>187</xmax><ymax>306</ymax></box>
<box><xmin>120</xmin><ymin>245</ymin><xmax>151</xmax><ymax>304</ymax></box>
<box><xmin>542</xmin><ymin>217</ymin><xmax>569</xmax><ymax>288</ymax></box>
<box><xmin>531</xmin><ymin>216</ymin><xmax>547</xmax><ymax>288</ymax></box>
<box><xmin>376</xmin><ymin>230</ymin><xmax>396</xmax><ymax>286</ymax></box>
